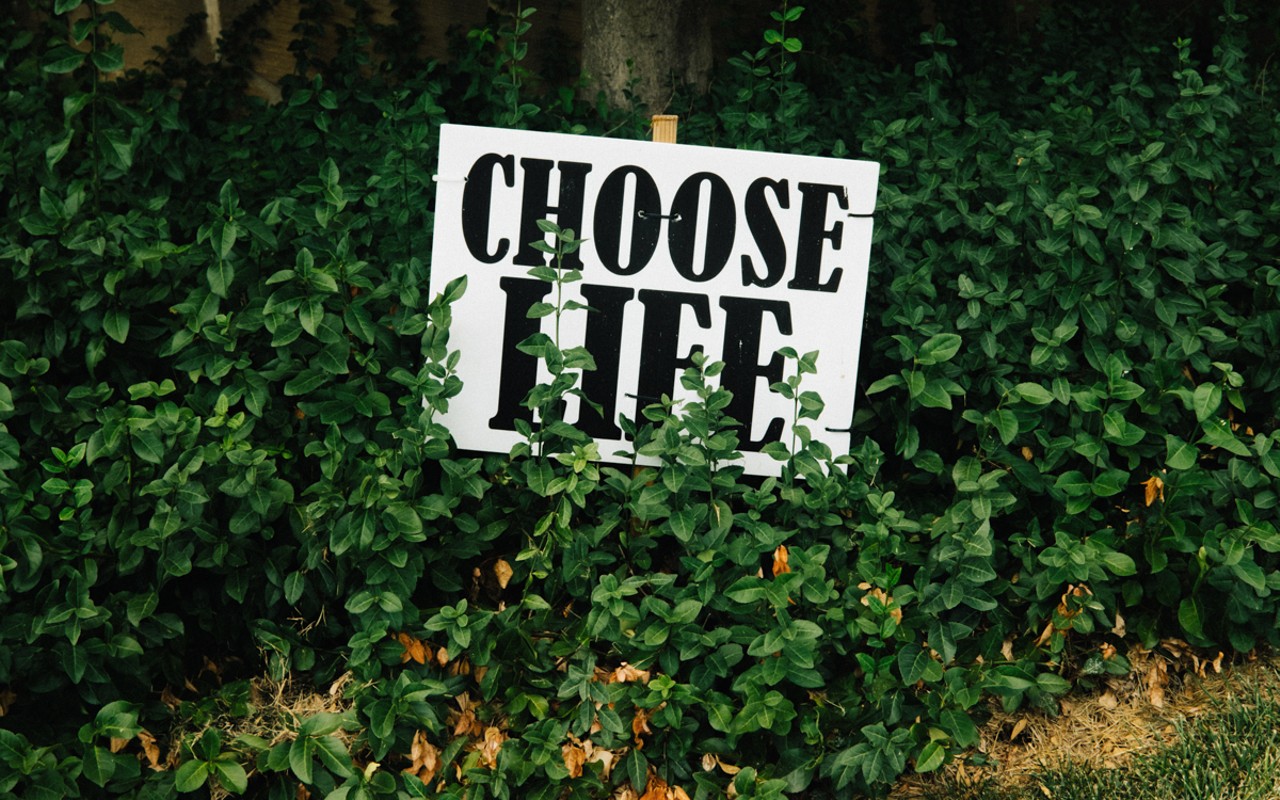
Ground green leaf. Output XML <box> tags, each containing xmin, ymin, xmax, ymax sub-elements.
<box><xmin>91</xmin><ymin>45</ymin><xmax>125</xmax><ymax>72</ymax></box>
<box><xmin>103</xmin><ymin>309</ymin><xmax>129</xmax><ymax>344</ymax></box>
<box><xmin>915</xmin><ymin>741</ymin><xmax>945</xmax><ymax>773</ymax></box>
<box><xmin>1165</xmin><ymin>435</ymin><xmax>1198</xmax><ymax>470</ymax></box>
<box><xmin>289</xmin><ymin>737</ymin><xmax>314</xmax><ymax>784</ymax></box>
<box><xmin>707</xmin><ymin>703</ymin><xmax>734</xmax><ymax>733</ymax></box>
<box><xmin>82</xmin><ymin>745</ymin><xmax>117</xmax><ymax>787</ymax></box>
<box><xmin>989</xmin><ymin>409</ymin><xmax>1018</xmax><ymax>445</ymax></box>
<box><xmin>1099</xmin><ymin>550</ymin><xmax>1137</xmax><ymax>577</ymax></box>
<box><xmin>174</xmin><ymin>760</ymin><xmax>210</xmax><ymax>792</ymax></box>
<box><xmin>54</xmin><ymin>0</ymin><xmax>83</xmax><ymax>13</ymax></box>
<box><xmin>897</xmin><ymin>643</ymin><xmax>943</xmax><ymax>684</ymax></box>
<box><xmin>43</xmin><ymin>47</ymin><xmax>86</xmax><ymax>74</ymax></box>
<box><xmin>208</xmin><ymin>260</ymin><xmax>234</xmax><ymax>298</ymax></box>
<box><xmin>1091</xmin><ymin>469</ymin><xmax>1128</xmax><ymax>497</ymax></box>
<box><xmin>212</xmin><ymin>759</ymin><xmax>249</xmax><ymax>794</ymax></box>
<box><xmin>131</xmin><ymin>429</ymin><xmax>164</xmax><ymax>464</ymax></box>
<box><xmin>1199</xmin><ymin>419</ymin><xmax>1251</xmax><ymax>457</ymax></box>
<box><xmin>95</xmin><ymin>701</ymin><xmax>141</xmax><ymax>739</ymax></box>
<box><xmin>313</xmin><ymin>735</ymin><xmax>356</xmax><ymax>778</ymax></box>
<box><xmin>1193</xmin><ymin>383</ymin><xmax>1222</xmax><ymax>422</ymax></box>
<box><xmin>823</xmin><ymin>745</ymin><xmax>864</xmax><ymax>790</ymax></box>
<box><xmin>1015</xmin><ymin>383</ymin><xmax>1054</xmax><ymax>405</ymax></box>
<box><xmin>99</xmin><ymin>128</ymin><xmax>134</xmax><ymax>170</ymax></box>
<box><xmin>915</xmin><ymin>380</ymin><xmax>953</xmax><ymax>410</ymax></box>
<box><xmin>1177</xmin><ymin>597</ymin><xmax>1204</xmax><ymax>640</ymax></box>
<box><xmin>915</xmin><ymin>333</ymin><xmax>961</xmax><ymax>365</ymax></box>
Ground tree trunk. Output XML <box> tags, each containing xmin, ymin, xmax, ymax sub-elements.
<box><xmin>580</xmin><ymin>0</ymin><xmax>713</xmax><ymax>113</ymax></box>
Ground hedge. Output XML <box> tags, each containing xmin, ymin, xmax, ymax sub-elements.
<box><xmin>1</xmin><ymin>1</ymin><xmax>1279</xmax><ymax>798</ymax></box>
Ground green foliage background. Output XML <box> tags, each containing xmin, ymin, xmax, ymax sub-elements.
<box><xmin>2</xmin><ymin>1</ymin><xmax>1279</xmax><ymax>798</ymax></box>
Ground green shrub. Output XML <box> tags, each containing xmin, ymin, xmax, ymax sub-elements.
<box><xmin>1</xmin><ymin>2</ymin><xmax>1278</xmax><ymax>798</ymax></box>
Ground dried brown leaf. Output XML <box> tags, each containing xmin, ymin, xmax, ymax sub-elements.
<box><xmin>771</xmin><ymin>545</ymin><xmax>791</xmax><ymax>576</ymax></box>
<box><xmin>494</xmin><ymin>559</ymin><xmax>513</xmax><ymax>590</ymax></box>
<box><xmin>632</xmin><ymin>706</ymin><xmax>654</xmax><ymax>748</ymax></box>
<box><xmin>586</xmin><ymin>741</ymin><xmax>616</xmax><ymax>778</ymax></box>
<box><xmin>612</xmin><ymin>663</ymin><xmax>651</xmax><ymax>684</ymax></box>
<box><xmin>407</xmin><ymin>731</ymin><xmax>440</xmax><ymax>784</ymax></box>
<box><xmin>563</xmin><ymin>743</ymin><xmax>587</xmax><ymax>778</ymax></box>
<box><xmin>137</xmin><ymin>730</ymin><xmax>163</xmax><ymax>771</ymax></box>
<box><xmin>397</xmin><ymin>632</ymin><xmax>428</xmax><ymax>665</ymax></box>
<box><xmin>479</xmin><ymin>726</ymin><xmax>504</xmax><ymax>769</ymax></box>
<box><xmin>1143</xmin><ymin>475</ymin><xmax>1165</xmax><ymax>507</ymax></box>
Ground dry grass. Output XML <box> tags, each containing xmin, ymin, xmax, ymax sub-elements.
<box><xmin>892</xmin><ymin>645</ymin><xmax>1280</xmax><ymax>799</ymax></box>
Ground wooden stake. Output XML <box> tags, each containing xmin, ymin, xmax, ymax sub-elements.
<box><xmin>650</xmin><ymin>115</ymin><xmax>679</xmax><ymax>144</ymax></box>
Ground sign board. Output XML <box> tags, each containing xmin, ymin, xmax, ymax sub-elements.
<box><xmin>429</xmin><ymin>124</ymin><xmax>879</xmax><ymax>475</ymax></box>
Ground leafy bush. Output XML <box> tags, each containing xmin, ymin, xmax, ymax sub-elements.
<box><xmin>1</xmin><ymin>1</ymin><xmax>1278</xmax><ymax>798</ymax></box>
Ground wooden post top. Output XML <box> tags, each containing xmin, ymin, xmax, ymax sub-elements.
<box><xmin>650</xmin><ymin>115</ymin><xmax>679</xmax><ymax>144</ymax></box>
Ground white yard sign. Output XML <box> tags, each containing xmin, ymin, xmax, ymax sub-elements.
<box><xmin>429</xmin><ymin>124</ymin><xmax>879</xmax><ymax>475</ymax></box>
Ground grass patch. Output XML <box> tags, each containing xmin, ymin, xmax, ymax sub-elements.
<box><xmin>897</xmin><ymin>655</ymin><xmax>1280</xmax><ymax>800</ymax></box>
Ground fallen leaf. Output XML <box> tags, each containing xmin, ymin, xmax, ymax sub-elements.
<box><xmin>771</xmin><ymin>545</ymin><xmax>791</xmax><ymax>576</ymax></box>
<box><xmin>1001</xmin><ymin>637</ymin><xmax>1015</xmax><ymax>662</ymax></box>
<box><xmin>1010</xmin><ymin>717</ymin><xmax>1028</xmax><ymax>741</ymax></box>
<box><xmin>639</xmin><ymin>773</ymin><xmax>670</xmax><ymax>800</ymax></box>
<box><xmin>397</xmin><ymin>632</ymin><xmax>429</xmax><ymax>665</ymax></box>
<box><xmin>612</xmin><ymin>663</ymin><xmax>651</xmax><ymax>684</ymax></box>
<box><xmin>586</xmin><ymin>741</ymin><xmax>615</xmax><ymax>778</ymax></box>
<box><xmin>109</xmin><ymin>736</ymin><xmax>129</xmax><ymax>754</ymax></box>
<box><xmin>1098</xmin><ymin>690</ymin><xmax>1118</xmax><ymax>710</ymax></box>
<box><xmin>632</xmin><ymin>706</ymin><xmax>654</xmax><ymax>748</ymax></box>
<box><xmin>1112</xmin><ymin>611</ymin><xmax>1126</xmax><ymax>638</ymax></box>
<box><xmin>161</xmin><ymin>686</ymin><xmax>182</xmax><ymax>710</ymax></box>
<box><xmin>494</xmin><ymin>559</ymin><xmax>513</xmax><ymax>590</ymax></box>
<box><xmin>562</xmin><ymin>743</ymin><xmax>587</xmax><ymax>779</ymax></box>
<box><xmin>1021</xmin><ymin>446</ymin><xmax>1034</xmax><ymax>461</ymax></box>
<box><xmin>436</xmin><ymin>645</ymin><xmax>449</xmax><ymax>667</ymax></box>
<box><xmin>137</xmin><ymin>730</ymin><xmax>163</xmax><ymax>770</ymax></box>
<box><xmin>1142</xmin><ymin>475</ymin><xmax>1165</xmax><ymax>507</ymax></box>
<box><xmin>1146</xmin><ymin>660</ymin><xmax>1168</xmax><ymax>708</ymax></box>
<box><xmin>701</xmin><ymin>753</ymin><xmax>717</xmax><ymax>772</ymax></box>
<box><xmin>478</xmin><ymin>726</ymin><xmax>505</xmax><ymax>769</ymax></box>
<box><xmin>406</xmin><ymin>731</ymin><xmax>440</xmax><ymax>784</ymax></box>
<box><xmin>1034</xmin><ymin>620</ymin><xmax>1055</xmax><ymax>648</ymax></box>
<box><xmin>715</xmin><ymin>756</ymin><xmax>742</xmax><ymax>776</ymax></box>
<box><xmin>328</xmin><ymin>671</ymin><xmax>353</xmax><ymax>698</ymax></box>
